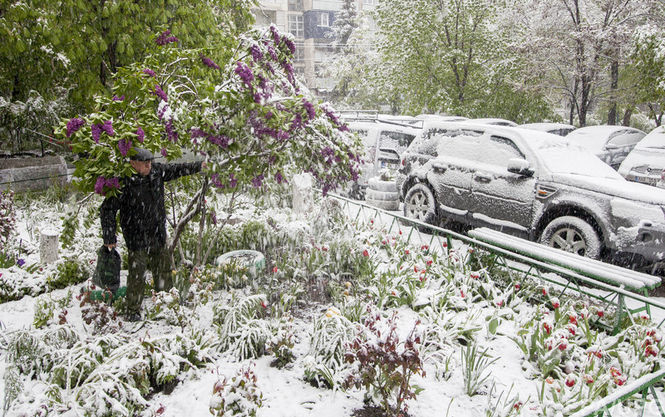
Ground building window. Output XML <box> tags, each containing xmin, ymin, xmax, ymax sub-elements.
<box><xmin>319</xmin><ymin>12</ymin><xmax>330</xmax><ymax>27</ymax></box>
<box><xmin>288</xmin><ymin>14</ymin><xmax>304</xmax><ymax>38</ymax></box>
<box><xmin>288</xmin><ymin>0</ymin><xmax>303</xmax><ymax>11</ymax></box>
<box><xmin>294</xmin><ymin>42</ymin><xmax>305</xmax><ymax>63</ymax></box>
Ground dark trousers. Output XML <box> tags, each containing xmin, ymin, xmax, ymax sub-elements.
<box><xmin>126</xmin><ymin>245</ymin><xmax>172</xmax><ymax>314</ymax></box>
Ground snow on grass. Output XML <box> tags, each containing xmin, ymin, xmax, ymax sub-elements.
<box><xmin>1</xmin><ymin>190</ymin><xmax>665</xmax><ymax>416</ymax></box>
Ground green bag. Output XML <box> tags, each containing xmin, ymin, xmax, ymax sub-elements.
<box><xmin>92</xmin><ymin>245</ymin><xmax>121</xmax><ymax>294</ymax></box>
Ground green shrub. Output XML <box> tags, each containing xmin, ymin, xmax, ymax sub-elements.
<box><xmin>47</xmin><ymin>258</ymin><xmax>88</xmax><ymax>290</ymax></box>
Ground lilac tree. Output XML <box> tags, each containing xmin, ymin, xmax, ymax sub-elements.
<box><xmin>56</xmin><ymin>27</ymin><xmax>362</xmax><ymax>263</ymax></box>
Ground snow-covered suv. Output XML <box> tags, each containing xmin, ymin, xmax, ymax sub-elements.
<box><xmin>396</xmin><ymin>121</ymin><xmax>665</xmax><ymax>270</ymax></box>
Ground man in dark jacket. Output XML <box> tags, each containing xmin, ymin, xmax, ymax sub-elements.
<box><xmin>100</xmin><ymin>148</ymin><xmax>206</xmax><ymax>321</ymax></box>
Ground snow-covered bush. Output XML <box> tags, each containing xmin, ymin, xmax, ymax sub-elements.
<box><xmin>46</xmin><ymin>257</ymin><xmax>89</xmax><ymax>290</ymax></box>
<box><xmin>146</xmin><ymin>287</ymin><xmax>188</xmax><ymax>328</ymax></box>
<box><xmin>210</xmin><ymin>365</ymin><xmax>263</xmax><ymax>417</ymax></box>
<box><xmin>266</xmin><ymin>316</ymin><xmax>296</xmax><ymax>368</ymax></box>
<box><xmin>0</xmin><ymin>190</ymin><xmax>16</xmax><ymax>250</ymax></box>
<box><xmin>213</xmin><ymin>294</ymin><xmax>271</xmax><ymax>360</ymax></box>
<box><xmin>344</xmin><ymin>311</ymin><xmax>425</xmax><ymax>415</ymax></box>
<box><xmin>303</xmin><ymin>307</ymin><xmax>356</xmax><ymax>388</ymax></box>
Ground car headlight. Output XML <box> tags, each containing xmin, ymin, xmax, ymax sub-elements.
<box><xmin>610</xmin><ymin>198</ymin><xmax>665</xmax><ymax>224</ymax></box>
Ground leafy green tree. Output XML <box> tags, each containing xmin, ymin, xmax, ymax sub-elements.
<box><xmin>55</xmin><ymin>27</ymin><xmax>362</xmax><ymax>263</ymax></box>
<box><xmin>630</xmin><ymin>24</ymin><xmax>665</xmax><ymax>126</ymax></box>
<box><xmin>333</xmin><ymin>0</ymin><xmax>553</xmax><ymax>121</ymax></box>
<box><xmin>0</xmin><ymin>0</ymin><xmax>256</xmax><ymax>114</ymax></box>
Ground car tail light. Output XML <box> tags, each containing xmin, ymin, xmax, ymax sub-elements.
<box><xmin>661</xmin><ymin>169</ymin><xmax>665</xmax><ymax>181</ymax></box>
<box><xmin>401</xmin><ymin>158</ymin><xmax>406</xmax><ymax>167</ymax></box>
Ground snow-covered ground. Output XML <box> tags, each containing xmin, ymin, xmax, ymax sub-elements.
<box><xmin>1</xmin><ymin>191</ymin><xmax>664</xmax><ymax>417</ymax></box>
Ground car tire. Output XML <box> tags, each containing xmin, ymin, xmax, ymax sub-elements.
<box><xmin>539</xmin><ymin>216</ymin><xmax>601</xmax><ymax>259</ymax></box>
<box><xmin>403</xmin><ymin>183</ymin><xmax>438</xmax><ymax>226</ymax></box>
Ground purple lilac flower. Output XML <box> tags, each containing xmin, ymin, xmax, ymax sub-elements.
<box><xmin>156</xmin><ymin>30</ymin><xmax>179</xmax><ymax>46</ymax></box>
<box><xmin>94</xmin><ymin>176</ymin><xmax>106</xmax><ymax>194</ymax></box>
<box><xmin>91</xmin><ymin>123</ymin><xmax>103</xmax><ymax>143</ymax></box>
<box><xmin>112</xmin><ymin>95</ymin><xmax>125</xmax><ymax>101</ymax></box>
<box><xmin>190</xmin><ymin>128</ymin><xmax>206</xmax><ymax>139</ymax></box>
<box><xmin>161</xmin><ymin>148</ymin><xmax>168</xmax><ymax>158</ymax></box>
<box><xmin>165</xmin><ymin>120</ymin><xmax>178</xmax><ymax>142</ymax></box>
<box><xmin>275</xmin><ymin>171</ymin><xmax>286</xmax><ymax>184</ymax></box>
<box><xmin>157</xmin><ymin>103</ymin><xmax>169</xmax><ymax>120</ymax></box>
<box><xmin>106</xmin><ymin>177</ymin><xmax>120</xmax><ymax>189</ymax></box>
<box><xmin>265</xmin><ymin>111</ymin><xmax>273</xmax><ymax>120</ymax></box>
<box><xmin>250</xmin><ymin>44</ymin><xmax>263</xmax><ymax>62</ymax></box>
<box><xmin>253</xmin><ymin>93</ymin><xmax>262</xmax><ymax>104</ymax></box>
<box><xmin>200</xmin><ymin>54</ymin><xmax>220</xmax><ymax>70</ymax></box>
<box><xmin>234</xmin><ymin>62</ymin><xmax>254</xmax><ymax>88</ymax></box>
<box><xmin>16</xmin><ymin>258</ymin><xmax>25</xmax><ymax>267</ymax></box>
<box><xmin>251</xmin><ymin>174</ymin><xmax>264</xmax><ymax>188</ymax></box>
<box><xmin>270</xmin><ymin>25</ymin><xmax>280</xmax><ymax>45</ymax></box>
<box><xmin>101</xmin><ymin>120</ymin><xmax>114</xmax><ymax>137</ymax></box>
<box><xmin>290</xmin><ymin>114</ymin><xmax>303</xmax><ymax>131</ymax></box>
<box><xmin>207</xmin><ymin>135</ymin><xmax>230</xmax><ymax>148</ymax></box>
<box><xmin>303</xmin><ymin>99</ymin><xmax>316</xmax><ymax>120</ymax></box>
<box><xmin>276</xmin><ymin>130</ymin><xmax>290</xmax><ymax>141</ymax></box>
<box><xmin>228</xmin><ymin>173</ymin><xmax>237</xmax><ymax>188</ymax></box>
<box><xmin>66</xmin><ymin>117</ymin><xmax>85</xmax><ymax>138</ymax></box>
<box><xmin>143</xmin><ymin>68</ymin><xmax>156</xmax><ymax>77</ymax></box>
<box><xmin>210</xmin><ymin>173</ymin><xmax>224</xmax><ymax>189</ymax></box>
<box><xmin>118</xmin><ymin>138</ymin><xmax>132</xmax><ymax>156</ymax></box>
<box><xmin>136</xmin><ymin>126</ymin><xmax>145</xmax><ymax>143</ymax></box>
<box><xmin>267</xmin><ymin>45</ymin><xmax>278</xmax><ymax>62</ymax></box>
<box><xmin>284</xmin><ymin>38</ymin><xmax>296</xmax><ymax>55</ymax></box>
<box><xmin>154</xmin><ymin>84</ymin><xmax>168</xmax><ymax>102</ymax></box>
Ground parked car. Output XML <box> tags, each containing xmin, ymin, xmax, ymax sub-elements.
<box><xmin>618</xmin><ymin>126</ymin><xmax>665</xmax><ymax>189</ymax></box>
<box><xmin>565</xmin><ymin>125</ymin><xmax>646</xmax><ymax>170</ymax></box>
<box><xmin>469</xmin><ymin>118</ymin><xmax>518</xmax><ymax>127</ymax></box>
<box><xmin>396</xmin><ymin>121</ymin><xmax>665</xmax><ymax>269</ymax></box>
<box><xmin>347</xmin><ymin>118</ymin><xmax>421</xmax><ymax>198</ymax></box>
<box><xmin>519</xmin><ymin>122</ymin><xmax>576</xmax><ymax>137</ymax></box>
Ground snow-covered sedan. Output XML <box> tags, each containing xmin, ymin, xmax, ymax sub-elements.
<box><xmin>396</xmin><ymin>121</ymin><xmax>665</xmax><ymax>270</ymax></box>
<box><xmin>619</xmin><ymin>125</ymin><xmax>665</xmax><ymax>189</ymax></box>
<box><xmin>565</xmin><ymin>125</ymin><xmax>646</xmax><ymax>170</ymax></box>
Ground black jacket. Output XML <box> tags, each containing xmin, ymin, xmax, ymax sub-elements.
<box><xmin>100</xmin><ymin>161</ymin><xmax>202</xmax><ymax>251</ymax></box>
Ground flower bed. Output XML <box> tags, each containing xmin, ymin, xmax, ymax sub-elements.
<box><xmin>0</xmin><ymin>192</ymin><xmax>663</xmax><ymax>417</ymax></box>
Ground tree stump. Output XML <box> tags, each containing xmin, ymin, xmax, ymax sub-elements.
<box><xmin>40</xmin><ymin>229</ymin><xmax>59</xmax><ymax>264</ymax></box>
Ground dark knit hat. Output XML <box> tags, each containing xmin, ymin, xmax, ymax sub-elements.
<box><xmin>130</xmin><ymin>148</ymin><xmax>155</xmax><ymax>161</ymax></box>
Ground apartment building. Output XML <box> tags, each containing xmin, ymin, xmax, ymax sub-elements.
<box><xmin>253</xmin><ymin>0</ymin><xmax>375</xmax><ymax>96</ymax></box>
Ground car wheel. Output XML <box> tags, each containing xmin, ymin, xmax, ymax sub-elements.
<box><xmin>403</xmin><ymin>183</ymin><xmax>438</xmax><ymax>226</ymax></box>
<box><xmin>539</xmin><ymin>216</ymin><xmax>601</xmax><ymax>259</ymax></box>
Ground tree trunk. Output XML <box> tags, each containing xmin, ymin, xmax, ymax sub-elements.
<box><xmin>622</xmin><ymin>107</ymin><xmax>633</xmax><ymax>126</ymax></box>
<box><xmin>607</xmin><ymin>59</ymin><xmax>619</xmax><ymax>125</ymax></box>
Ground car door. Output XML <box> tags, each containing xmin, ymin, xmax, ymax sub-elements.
<box><xmin>469</xmin><ymin>134</ymin><xmax>536</xmax><ymax>232</ymax></box>
<box><xmin>423</xmin><ymin>128</ymin><xmax>483</xmax><ymax>217</ymax></box>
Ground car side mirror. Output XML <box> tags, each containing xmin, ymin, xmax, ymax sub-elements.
<box><xmin>507</xmin><ymin>158</ymin><xmax>534</xmax><ymax>177</ymax></box>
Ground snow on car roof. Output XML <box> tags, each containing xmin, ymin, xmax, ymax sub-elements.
<box><xmin>566</xmin><ymin>125</ymin><xmax>644</xmax><ymax>152</ymax></box>
<box><xmin>519</xmin><ymin>122</ymin><xmax>576</xmax><ymax>132</ymax></box>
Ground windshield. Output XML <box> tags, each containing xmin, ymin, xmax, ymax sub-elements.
<box><xmin>635</xmin><ymin>128</ymin><xmax>665</xmax><ymax>150</ymax></box>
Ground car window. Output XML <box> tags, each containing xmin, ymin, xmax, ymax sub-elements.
<box><xmin>483</xmin><ymin>136</ymin><xmax>526</xmax><ymax>166</ymax></box>
<box><xmin>607</xmin><ymin>130</ymin><xmax>645</xmax><ymax>147</ymax></box>
<box><xmin>377</xmin><ymin>131</ymin><xmax>416</xmax><ymax>152</ymax></box>
<box><xmin>416</xmin><ymin>128</ymin><xmax>483</xmax><ymax>157</ymax></box>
